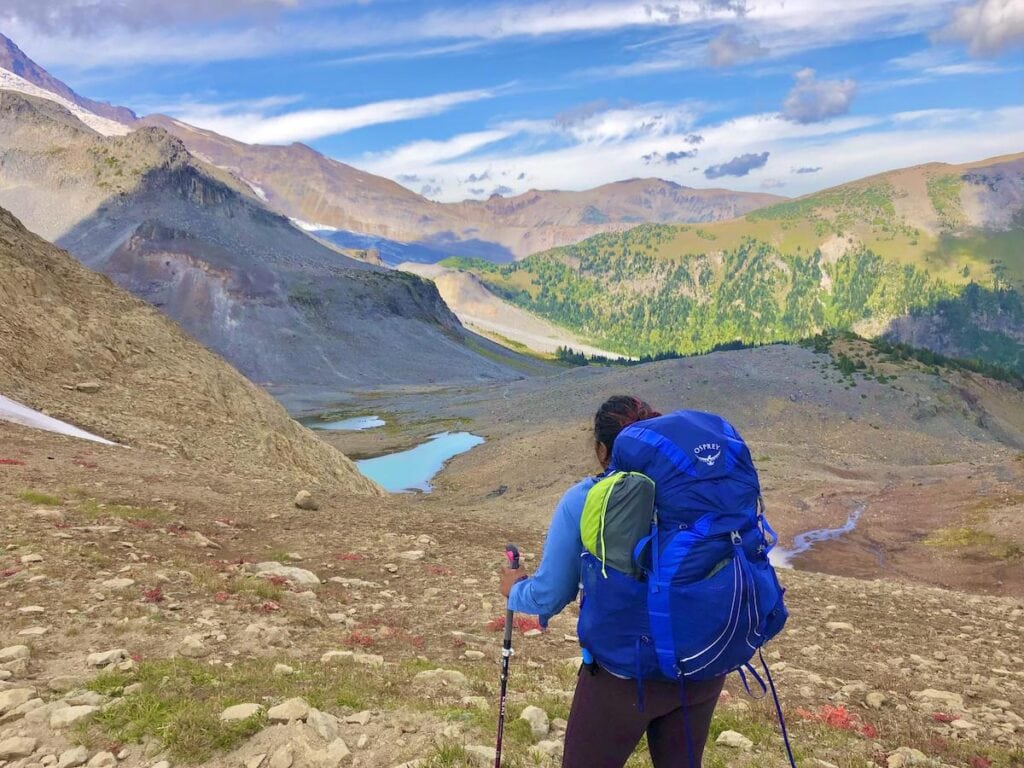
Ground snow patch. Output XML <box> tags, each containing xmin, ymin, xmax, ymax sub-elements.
<box><xmin>243</xmin><ymin>179</ymin><xmax>268</xmax><ymax>201</ymax></box>
<box><xmin>290</xmin><ymin>217</ymin><xmax>339</xmax><ymax>233</ymax></box>
<box><xmin>0</xmin><ymin>69</ymin><xmax>131</xmax><ymax>137</ymax></box>
<box><xmin>0</xmin><ymin>393</ymin><xmax>117</xmax><ymax>445</ymax></box>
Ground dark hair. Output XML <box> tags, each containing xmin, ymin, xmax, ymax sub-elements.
<box><xmin>594</xmin><ymin>395</ymin><xmax>661</xmax><ymax>455</ymax></box>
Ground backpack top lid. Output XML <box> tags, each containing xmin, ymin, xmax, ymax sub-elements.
<box><xmin>609</xmin><ymin>409</ymin><xmax>761</xmax><ymax>532</ymax></box>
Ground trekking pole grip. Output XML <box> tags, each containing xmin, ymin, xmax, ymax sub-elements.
<box><xmin>505</xmin><ymin>544</ymin><xmax>520</xmax><ymax>570</ymax></box>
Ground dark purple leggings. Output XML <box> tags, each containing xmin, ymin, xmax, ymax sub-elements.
<box><xmin>562</xmin><ymin>666</ymin><xmax>725</xmax><ymax>768</ymax></box>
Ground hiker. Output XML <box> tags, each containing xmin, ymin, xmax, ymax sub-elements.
<box><xmin>499</xmin><ymin>396</ymin><xmax>728</xmax><ymax>768</ymax></box>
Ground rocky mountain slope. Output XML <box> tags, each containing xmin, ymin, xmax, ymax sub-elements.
<box><xmin>0</xmin><ymin>204</ymin><xmax>377</xmax><ymax>492</ymax></box>
<box><xmin>448</xmin><ymin>153</ymin><xmax>1024</xmax><ymax>370</ymax></box>
<box><xmin>0</xmin><ymin>90</ymin><xmax>547</xmax><ymax>388</ymax></box>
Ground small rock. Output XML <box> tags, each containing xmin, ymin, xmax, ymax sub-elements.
<box><xmin>87</xmin><ymin>752</ymin><xmax>117</xmax><ymax>768</ymax></box>
<box><xmin>219</xmin><ymin>704</ymin><xmax>261</xmax><ymax>722</ymax></box>
<box><xmin>464</xmin><ymin>746</ymin><xmax>496</xmax><ymax>766</ymax></box>
<box><xmin>519</xmin><ymin>705</ymin><xmax>549</xmax><ymax>740</ymax></box>
<box><xmin>51</xmin><ymin>705</ymin><xmax>99</xmax><ymax>729</ymax></box>
<box><xmin>151</xmin><ymin>761</ymin><xmax>171</xmax><ymax>768</ymax></box>
<box><xmin>75</xmin><ymin>382</ymin><xmax>102</xmax><ymax>393</ymax></box>
<box><xmin>911</xmin><ymin>688</ymin><xmax>964</xmax><ymax>711</ymax></box>
<box><xmin>886</xmin><ymin>747</ymin><xmax>929</xmax><ymax>768</ymax></box>
<box><xmin>463</xmin><ymin>651</ymin><xmax>485</xmax><ymax>661</ymax></box>
<box><xmin>177</xmin><ymin>635</ymin><xmax>209</xmax><ymax>659</ymax></box>
<box><xmin>344</xmin><ymin>711</ymin><xmax>371</xmax><ymax>726</ymax></box>
<box><xmin>352</xmin><ymin>654</ymin><xmax>384</xmax><ymax>668</ymax></box>
<box><xmin>396</xmin><ymin>550</ymin><xmax>424</xmax><ymax>561</ymax></box>
<box><xmin>18</xmin><ymin>627</ymin><xmax>49</xmax><ymax>637</ymax></box>
<box><xmin>101</xmin><ymin>578</ymin><xmax>135</xmax><ymax>590</ymax></box>
<box><xmin>294</xmin><ymin>491</ymin><xmax>319</xmax><ymax>511</ymax></box>
<box><xmin>20</xmin><ymin>554</ymin><xmax>43</xmax><ymax>564</ymax></box>
<box><xmin>715</xmin><ymin>730</ymin><xmax>753</xmax><ymax>750</ymax></box>
<box><xmin>413</xmin><ymin>668</ymin><xmax>469</xmax><ymax>692</ymax></box>
<box><xmin>0</xmin><ymin>688</ymin><xmax>37</xmax><ymax>715</ymax></box>
<box><xmin>825</xmin><ymin>621</ymin><xmax>855</xmax><ymax>632</ymax></box>
<box><xmin>267</xmin><ymin>697</ymin><xmax>310</xmax><ymax>723</ymax></box>
<box><xmin>251</xmin><ymin>562</ymin><xmax>320</xmax><ymax>587</ymax></box>
<box><xmin>307</xmin><ymin>708</ymin><xmax>340</xmax><ymax>742</ymax></box>
<box><xmin>57</xmin><ymin>746</ymin><xmax>89</xmax><ymax>768</ymax></box>
<box><xmin>0</xmin><ymin>646</ymin><xmax>30</xmax><ymax>663</ymax></box>
<box><xmin>273</xmin><ymin>664</ymin><xmax>295</xmax><ymax>676</ymax></box>
<box><xmin>19</xmin><ymin>605</ymin><xmax>46</xmax><ymax>614</ymax></box>
<box><xmin>87</xmin><ymin>649</ymin><xmax>129</xmax><ymax>668</ymax></box>
<box><xmin>530</xmin><ymin>741</ymin><xmax>563</xmax><ymax>759</ymax></box>
<box><xmin>320</xmin><ymin>651</ymin><xmax>353</xmax><ymax>665</ymax></box>
<box><xmin>269</xmin><ymin>744</ymin><xmax>293</xmax><ymax>768</ymax></box>
<box><xmin>245</xmin><ymin>754</ymin><xmax>266</xmax><ymax>768</ymax></box>
<box><xmin>866</xmin><ymin>692</ymin><xmax>888</xmax><ymax>709</ymax></box>
<box><xmin>0</xmin><ymin>736</ymin><xmax>38</xmax><ymax>759</ymax></box>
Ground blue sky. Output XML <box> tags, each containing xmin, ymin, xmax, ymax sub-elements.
<box><xmin>3</xmin><ymin>0</ymin><xmax>1023</xmax><ymax>202</ymax></box>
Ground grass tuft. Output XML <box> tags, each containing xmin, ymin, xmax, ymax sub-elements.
<box><xmin>17</xmin><ymin>489</ymin><xmax>62</xmax><ymax>506</ymax></box>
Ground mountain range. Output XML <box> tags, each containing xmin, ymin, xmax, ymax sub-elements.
<box><xmin>0</xmin><ymin>33</ymin><xmax>780</xmax><ymax>263</ymax></box>
<box><xmin>447</xmin><ymin>153</ymin><xmax>1024</xmax><ymax>372</ymax></box>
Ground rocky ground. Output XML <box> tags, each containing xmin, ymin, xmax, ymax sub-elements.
<box><xmin>2</xmin><ymin>337</ymin><xmax>1024</xmax><ymax>768</ymax></box>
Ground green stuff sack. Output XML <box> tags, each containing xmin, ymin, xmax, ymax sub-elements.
<box><xmin>580</xmin><ymin>471</ymin><xmax>655</xmax><ymax>577</ymax></box>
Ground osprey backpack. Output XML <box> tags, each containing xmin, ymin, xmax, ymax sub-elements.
<box><xmin>576</xmin><ymin>409</ymin><xmax>795</xmax><ymax>763</ymax></box>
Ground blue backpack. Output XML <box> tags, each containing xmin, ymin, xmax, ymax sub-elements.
<box><xmin>576</xmin><ymin>410</ymin><xmax>794</xmax><ymax>762</ymax></box>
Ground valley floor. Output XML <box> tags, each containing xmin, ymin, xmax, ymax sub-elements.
<box><xmin>2</xmin><ymin>344</ymin><xmax>1023</xmax><ymax>768</ymax></box>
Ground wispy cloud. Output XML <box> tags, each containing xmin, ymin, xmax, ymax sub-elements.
<box><xmin>347</xmin><ymin>97</ymin><xmax>1024</xmax><ymax>203</ymax></box>
<box><xmin>165</xmin><ymin>88</ymin><xmax>500</xmax><ymax>144</ymax></box>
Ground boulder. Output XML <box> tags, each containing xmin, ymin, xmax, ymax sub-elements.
<box><xmin>294</xmin><ymin>491</ymin><xmax>319</xmax><ymax>511</ymax></box>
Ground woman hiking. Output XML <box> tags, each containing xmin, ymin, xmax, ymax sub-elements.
<box><xmin>499</xmin><ymin>395</ymin><xmax>727</xmax><ymax>768</ymax></box>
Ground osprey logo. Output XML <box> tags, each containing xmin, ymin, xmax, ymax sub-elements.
<box><xmin>694</xmin><ymin>442</ymin><xmax>722</xmax><ymax>467</ymax></box>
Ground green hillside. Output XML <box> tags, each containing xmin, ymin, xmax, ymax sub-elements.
<box><xmin>446</xmin><ymin>154</ymin><xmax>1024</xmax><ymax>373</ymax></box>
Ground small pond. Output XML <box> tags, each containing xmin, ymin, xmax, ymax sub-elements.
<box><xmin>307</xmin><ymin>415</ymin><xmax>386</xmax><ymax>431</ymax></box>
<box><xmin>356</xmin><ymin>431</ymin><xmax>485</xmax><ymax>493</ymax></box>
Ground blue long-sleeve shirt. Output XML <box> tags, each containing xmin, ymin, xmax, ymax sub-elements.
<box><xmin>508</xmin><ymin>477</ymin><xmax>597</xmax><ymax>620</ymax></box>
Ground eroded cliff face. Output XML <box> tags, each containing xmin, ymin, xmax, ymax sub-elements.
<box><xmin>0</xmin><ymin>90</ymin><xmax>547</xmax><ymax>389</ymax></box>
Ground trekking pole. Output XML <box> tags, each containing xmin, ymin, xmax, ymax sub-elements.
<box><xmin>494</xmin><ymin>543</ymin><xmax>520</xmax><ymax>768</ymax></box>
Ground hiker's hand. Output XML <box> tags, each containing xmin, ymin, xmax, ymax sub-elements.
<box><xmin>500</xmin><ymin>564</ymin><xmax>527</xmax><ymax>598</ymax></box>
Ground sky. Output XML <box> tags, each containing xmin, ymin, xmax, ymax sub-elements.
<box><xmin>3</xmin><ymin>0</ymin><xmax>1023</xmax><ymax>203</ymax></box>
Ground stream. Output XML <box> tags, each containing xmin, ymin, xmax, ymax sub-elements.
<box><xmin>770</xmin><ymin>504</ymin><xmax>865</xmax><ymax>569</ymax></box>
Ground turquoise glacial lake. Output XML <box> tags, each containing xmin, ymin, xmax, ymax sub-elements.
<box><xmin>356</xmin><ymin>431</ymin><xmax>485</xmax><ymax>493</ymax></box>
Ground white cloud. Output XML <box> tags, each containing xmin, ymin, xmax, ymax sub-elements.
<box><xmin>346</xmin><ymin>100</ymin><xmax>1024</xmax><ymax>202</ymax></box>
<box><xmin>165</xmin><ymin>88</ymin><xmax>498</xmax><ymax>144</ymax></box>
<box><xmin>706</xmin><ymin>26</ymin><xmax>767</xmax><ymax>67</ymax></box>
<box><xmin>781</xmin><ymin>68</ymin><xmax>857</xmax><ymax>124</ymax></box>
<box><xmin>935</xmin><ymin>0</ymin><xmax>1024</xmax><ymax>56</ymax></box>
